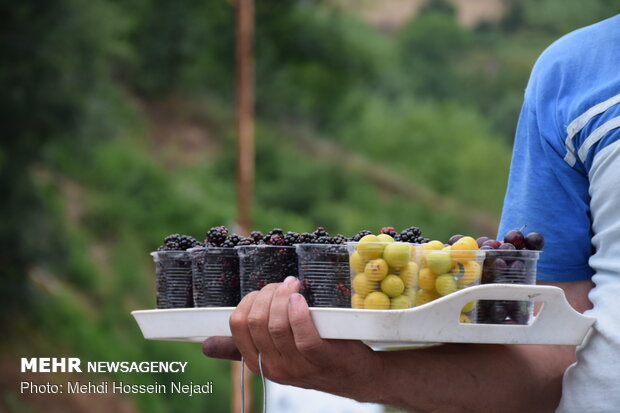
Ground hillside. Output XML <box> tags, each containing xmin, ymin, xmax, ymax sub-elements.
<box><xmin>4</xmin><ymin>0</ymin><xmax>620</xmax><ymax>412</ymax></box>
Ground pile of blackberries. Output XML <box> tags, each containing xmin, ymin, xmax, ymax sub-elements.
<box><xmin>158</xmin><ymin>234</ymin><xmax>202</xmax><ymax>251</ymax></box>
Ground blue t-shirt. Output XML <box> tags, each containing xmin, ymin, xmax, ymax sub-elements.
<box><xmin>499</xmin><ymin>15</ymin><xmax>620</xmax><ymax>412</ymax></box>
<box><xmin>498</xmin><ymin>14</ymin><xmax>620</xmax><ymax>282</ymax></box>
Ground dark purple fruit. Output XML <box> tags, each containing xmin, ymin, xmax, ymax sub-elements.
<box><xmin>482</xmin><ymin>239</ymin><xmax>501</xmax><ymax>249</ymax></box>
<box><xmin>503</xmin><ymin>230</ymin><xmax>525</xmax><ymax>249</ymax></box>
<box><xmin>476</xmin><ymin>236</ymin><xmax>490</xmax><ymax>247</ymax></box>
<box><xmin>448</xmin><ymin>234</ymin><xmax>464</xmax><ymax>245</ymax></box>
<box><xmin>494</xmin><ymin>258</ymin><xmax>508</xmax><ymax>273</ymax></box>
<box><xmin>499</xmin><ymin>242</ymin><xmax>516</xmax><ymax>250</ymax></box>
<box><xmin>489</xmin><ymin>302</ymin><xmax>508</xmax><ymax>323</ymax></box>
<box><xmin>524</xmin><ymin>232</ymin><xmax>545</xmax><ymax>251</ymax></box>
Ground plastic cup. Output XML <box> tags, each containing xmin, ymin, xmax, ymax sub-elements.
<box><xmin>151</xmin><ymin>250</ymin><xmax>193</xmax><ymax>309</ymax></box>
<box><xmin>347</xmin><ymin>242</ymin><xmax>422</xmax><ymax>310</ymax></box>
<box><xmin>237</xmin><ymin>245</ymin><xmax>298</xmax><ymax>298</ymax></box>
<box><xmin>296</xmin><ymin>244</ymin><xmax>351</xmax><ymax>308</ymax></box>
<box><xmin>477</xmin><ymin>249</ymin><xmax>541</xmax><ymax>325</ymax></box>
<box><xmin>190</xmin><ymin>247</ymin><xmax>240</xmax><ymax>307</ymax></box>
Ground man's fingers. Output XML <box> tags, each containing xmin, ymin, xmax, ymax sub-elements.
<box><xmin>229</xmin><ymin>290</ymin><xmax>260</xmax><ymax>363</ymax></box>
<box><xmin>202</xmin><ymin>337</ymin><xmax>241</xmax><ymax>360</ymax></box>
<box><xmin>246</xmin><ymin>283</ymin><xmax>282</xmax><ymax>360</ymax></box>
<box><xmin>288</xmin><ymin>292</ymin><xmax>332</xmax><ymax>365</ymax></box>
<box><xmin>269</xmin><ymin>277</ymin><xmax>303</xmax><ymax>356</ymax></box>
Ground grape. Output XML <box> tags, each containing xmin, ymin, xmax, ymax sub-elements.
<box><xmin>448</xmin><ymin>234</ymin><xmax>464</xmax><ymax>245</ymax></box>
<box><xmin>489</xmin><ymin>301</ymin><xmax>508</xmax><ymax>323</ymax></box>
<box><xmin>499</xmin><ymin>242</ymin><xmax>516</xmax><ymax>250</ymax></box>
<box><xmin>509</xmin><ymin>260</ymin><xmax>526</xmax><ymax>283</ymax></box>
<box><xmin>503</xmin><ymin>230</ymin><xmax>525</xmax><ymax>249</ymax></box>
<box><xmin>494</xmin><ymin>258</ymin><xmax>508</xmax><ymax>273</ymax></box>
<box><xmin>476</xmin><ymin>236</ymin><xmax>490</xmax><ymax>247</ymax></box>
<box><xmin>524</xmin><ymin>232</ymin><xmax>545</xmax><ymax>250</ymax></box>
<box><xmin>482</xmin><ymin>239</ymin><xmax>501</xmax><ymax>249</ymax></box>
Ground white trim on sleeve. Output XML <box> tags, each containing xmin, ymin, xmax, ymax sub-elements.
<box><xmin>577</xmin><ymin>116</ymin><xmax>620</xmax><ymax>164</ymax></box>
<box><xmin>564</xmin><ymin>93</ymin><xmax>620</xmax><ymax>166</ymax></box>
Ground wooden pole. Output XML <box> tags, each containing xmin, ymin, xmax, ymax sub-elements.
<box><xmin>233</xmin><ymin>0</ymin><xmax>255</xmax><ymax>412</ymax></box>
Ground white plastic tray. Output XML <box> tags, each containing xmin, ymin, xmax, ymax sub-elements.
<box><xmin>132</xmin><ymin>284</ymin><xmax>595</xmax><ymax>348</ymax></box>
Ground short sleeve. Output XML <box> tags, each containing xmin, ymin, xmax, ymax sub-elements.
<box><xmin>497</xmin><ymin>101</ymin><xmax>594</xmax><ymax>282</ymax></box>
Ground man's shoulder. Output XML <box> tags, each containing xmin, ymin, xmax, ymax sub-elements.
<box><xmin>533</xmin><ymin>15</ymin><xmax>620</xmax><ymax>76</ymax></box>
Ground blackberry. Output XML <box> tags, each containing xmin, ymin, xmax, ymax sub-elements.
<box><xmin>398</xmin><ymin>226</ymin><xmax>425</xmax><ymax>244</ymax></box>
<box><xmin>206</xmin><ymin>226</ymin><xmax>229</xmax><ymax>247</ymax></box>
<box><xmin>269</xmin><ymin>228</ymin><xmax>284</xmax><ymax>237</ymax></box>
<box><xmin>237</xmin><ymin>237</ymin><xmax>254</xmax><ymax>246</ymax></box>
<box><xmin>296</xmin><ymin>232</ymin><xmax>314</xmax><ymax>244</ymax></box>
<box><xmin>267</xmin><ymin>234</ymin><xmax>286</xmax><ymax>246</ymax></box>
<box><xmin>380</xmin><ymin>227</ymin><xmax>398</xmax><ymax>238</ymax></box>
<box><xmin>330</xmin><ymin>234</ymin><xmax>348</xmax><ymax>245</ymax></box>
<box><xmin>403</xmin><ymin>226</ymin><xmax>422</xmax><ymax>236</ymax></box>
<box><xmin>158</xmin><ymin>234</ymin><xmax>201</xmax><ymax>251</ymax></box>
<box><xmin>352</xmin><ymin>230</ymin><xmax>372</xmax><ymax>242</ymax></box>
<box><xmin>221</xmin><ymin>233</ymin><xmax>242</xmax><ymax>248</ymax></box>
<box><xmin>284</xmin><ymin>232</ymin><xmax>300</xmax><ymax>246</ymax></box>
<box><xmin>313</xmin><ymin>227</ymin><xmax>329</xmax><ymax>238</ymax></box>
<box><xmin>250</xmin><ymin>231</ymin><xmax>264</xmax><ymax>243</ymax></box>
<box><xmin>313</xmin><ymin>236</ymin><xmax>331</xmax><ymax>244</ymax></box>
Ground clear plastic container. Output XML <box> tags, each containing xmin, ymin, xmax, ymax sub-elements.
<box><xmin>296</xmin><ymin>244</ymin><xmax>351</xmax><ymax>308</ymax></box>
<box><xmin>151</xmin><ymin>250</ymin><xmax>193</xmax><ymax>309</ymax></box>
<box><xmin>190</xmin><ymin>247</ymin><xmax>240</xmax><ymax>307</ymax></box>
<box><xmin>347</xmin><ymin>242</ymin><xmax>422</xmax><ymax>310</ymax></box>
<box><xmin>418</xmin><ymin>248</ymin><xmax>485</xmax><ymax>322</ymax></box>
<box><xmin>236</xmin><ymin>245</ymin><xmax>298</xmax><ymax>298</ymax></box>
<box><xmin>477</xmin><ymin>249</ymin><xmax>541</xmax><ymax>325</ymax></box>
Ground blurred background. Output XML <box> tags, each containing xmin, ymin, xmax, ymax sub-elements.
<box><xmin>2</xmin><ymin>0</ymin><xmax>619</xmax><ymax>412</ymax></box>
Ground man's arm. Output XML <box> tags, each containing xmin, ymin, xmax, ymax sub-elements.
<box><xmin>203</xmin><ymin>277</ymin><xmax>593</xmax><ymax>413</ymax></box>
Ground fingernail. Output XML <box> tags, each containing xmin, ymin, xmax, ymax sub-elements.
<box><xmin>284</xmin><ymin>276</ymin><xmax>297</xmax><ymax>285</ymax></box>
<box><xmin>289</xmin><ymin>293</ymin><xmax>302</xmax><ymax>305</ymax></box>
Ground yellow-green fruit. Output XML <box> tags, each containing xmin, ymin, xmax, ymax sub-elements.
<box><xmin>399</xmin><ymin>262</ymin><xmax>419</xmax><ymax>288</ymax></box>
<box><xmin>435</xmin><ymin>273</ymin><xmax>458</xmax><ymax>296</ymax></box>
<box><xmin>352</xmin><ymin>273</ymin><xmax>374</xmax><ymax>298</ymax></box>
<box><xmin>380</xmin><ymin>274</ymin><xmax>405</xmax><ymax>298</ymax></box>
<box><xmin>357</xmin><ymin>234</ymin><xmax>383</xmax><ymax>260</ymax></box>
<box><xmin>453</xmin><ymin>236</ymin><xmax>478</xmax><ymax>250</ymax></box>
<box><xmin>349</xmin><ymin>251</ymin><xmax>366</xmax><ymax>274</ymax></box>
<box><xmin>461</xmin><ymin>300</ymin><xmax>477</xmax><ymax>313</ymax></box>
<box><xmin>451</xmin><ymin>236</ymin><xmax>479</xmax><ymax>261</ymax></box>
<box><xmin>423</xmin><ymin>240</ymin><xmax>445</xmax><ymax>251</ymax></box>
<box><xmin>415</xmin><ymin>289</ymin><xmax>439</xmax><ymax>306</ymax></box>
<box><xmin>364</xmin><ymin>291</ymin><xmax>391</xmax><ymax>309</ymax></box>
<box><xmin>406</xmin><ymin>288</ymin><xmax>417</xmax><ymax>303</ymax></box>
<box><xmin>364</xmin><ymin>258</ymin><xmax>389</xmax><ymax>282</ymax></box>
<box><xmin>376</xmin><ymin>234</ymin><xmax>395</xmax><ymax>243</ymax></box>
<box><xmin>390</xmin><ymin>294</ymin><xmax>411</xmax><ymax>309</ymax></box>
<box><xmin>383</xmin><ymin>242</ymin><xmax>411</xmax><ymax>268</ymax></box>
<box><xmin>460</xmin><ymin>313</ymin><xmax>472</xmax><ymax>323</ymax></box>
<box><xmin>458</xmin><ymin>260</ymin><xmax>482</xmax><ymax>288</ymax></box>
<box><xmin>426</xmin><ymin>250</ymin><xmax>452</xmax><ymax>275</ymax></box>
<box><xmin>418</xmin><ymin>267</ymin><xmax>437</xmax><ymax>291</ymax></box>
<box><xmin>351</xmin><ymin>294</ymin><xmax>365</xmax><ymax>309</ymax></box>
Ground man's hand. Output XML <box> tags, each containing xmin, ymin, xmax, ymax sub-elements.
<box><xmin>203</xmin><ymin>278</ymin><xmax>594</xmax><ymax>412</ymax></box>
<box><xmin>203</xmin><ymin>276</ymin><xmax>383</xmax><ymax>401</ymax></box>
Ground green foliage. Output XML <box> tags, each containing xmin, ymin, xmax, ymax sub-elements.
<box><xmin>3</xmin><ymin>1</ymin><xmax>620</xmax><ymax>411</ymax></box>
<box><xmin>398</xmin><ymin>11</ymin><xmax>473</xmax><ymax>99</ymax></box>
